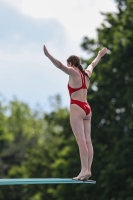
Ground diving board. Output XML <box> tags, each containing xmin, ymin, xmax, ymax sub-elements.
<box><xmin>0</xmin><ymin>178</ymin><xmax>96</xmax><ymax>185</ymax></box>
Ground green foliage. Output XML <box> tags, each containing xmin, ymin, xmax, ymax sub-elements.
<box><xmin>80</xmin><ymin>0</ymin><xmax>133</xmax><ymax>199</ymax></box>
<box><xmin>0</xmin><ymin>98</ymin><xmax>48</xmax><ymax>199</ymax></box>
<box><xmin>0</xmin><ymin>96</ymin><xmax>77</xmax><ymax>200</ymax></box>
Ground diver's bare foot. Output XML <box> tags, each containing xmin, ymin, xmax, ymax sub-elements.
<box><xmin>72</xmin><ymin>171</ymin><xmax>91</xmax><ymax>181</ymax></box>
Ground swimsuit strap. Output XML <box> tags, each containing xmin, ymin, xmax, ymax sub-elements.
<box><xmin>78</xmin><ymin>70</ymin><xmax>87</xmax><ymax>89</ymax></box>
<box><xmin>78</xmin><ymin>70</ymin><xmax>84</xmax><ymax>86</ymax></box>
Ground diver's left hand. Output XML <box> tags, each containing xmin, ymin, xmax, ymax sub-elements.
<box><xmin>43</xmin><ymin>45</ymin><xmax>49</xmax><ymax>57</ymax></box>
<box><xmin>98</xmin><ymin>47</ymin><xmax>108</xmax><ymax>57</ymax></box>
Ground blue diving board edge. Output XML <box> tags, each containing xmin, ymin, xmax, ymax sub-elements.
<box><xmin>0</xmin><ymin>178</ymin><xmax>96</xmax><ymax>185</ymax></box>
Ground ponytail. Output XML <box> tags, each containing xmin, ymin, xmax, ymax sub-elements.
<box><xmin>78</xmin><ymin>64</ymin><xmax>90</xmax><ymax>80</ymax></box>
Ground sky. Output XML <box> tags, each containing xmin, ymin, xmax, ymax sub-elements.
<box><xmin>0</xmin><ymin>0</ymin><xmax>118</xmax><ymax>112</ymax></box>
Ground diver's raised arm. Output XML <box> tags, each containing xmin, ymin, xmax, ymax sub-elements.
<box><xmin>86</xmin><ymin>47</ymin><xmax>108</xmax><ymax>77</ymax></box>
<box><xmin>43</xmin><ymin>45</ymin><xmax>76</xmax><ymax>76</ymax></box>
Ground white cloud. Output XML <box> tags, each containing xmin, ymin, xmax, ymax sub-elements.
<box><xmin>2</xmin><ymin>0</ymin><xmax>23</xmax><ymax>10</ymax></box>
<box><xmin>20</xmin><ymin>0</ymin><xmax>117</xmax><ymax>41</ymax></box>
<box><xmin>3</xmin><ymin>0</ymin><xmax>118</xmax><ymax>41</ymax></box>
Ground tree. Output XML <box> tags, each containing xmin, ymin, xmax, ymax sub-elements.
<box><xmin>0</xmin><ymin>98</ymin><xmax>47</xmax><ymax>200</ymax></box>
<box><xmin>80</xmin><ymin>0</ymin><xmax>133</xmax><ymax>199</ymax></box>
<box><xmin>0</xmin><ymin>96</ymin><xmax>75</xmax><ymax>200</ymax></box>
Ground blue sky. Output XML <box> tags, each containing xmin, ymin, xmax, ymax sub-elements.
<box><xmin>0</xmin><ymin>0</ymin><xmax>117</xmax><ymax>112</ymax></box>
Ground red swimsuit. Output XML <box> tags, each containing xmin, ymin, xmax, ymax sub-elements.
<box><xmin>68</xmin><ymin>71</ymin><xmax>91</xmax><ymax>115</ymax></box>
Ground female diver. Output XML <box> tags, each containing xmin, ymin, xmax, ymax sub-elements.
<box><xmin>43</xmin><ymin>45</ymin><xmax>107</xmax><ymax>181</ymax></box>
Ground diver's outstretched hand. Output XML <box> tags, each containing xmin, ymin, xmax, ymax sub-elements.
<box><xmin>43</xmin><ymin>45</ymin><xmax>49</xmax><ymax>57</ymax></box>
<box><xmin>98</xmin><ymin>47</ymin><xmax>108</xmax><ymax>57</ymax></box>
